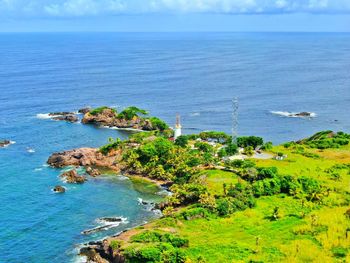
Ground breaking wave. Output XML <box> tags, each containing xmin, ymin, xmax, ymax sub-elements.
<box><xmin>270</xmin><ymin>111</ymin><xmax>316</xmax><ymax>118</ymax></box>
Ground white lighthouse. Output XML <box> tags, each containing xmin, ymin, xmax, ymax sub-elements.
<box><xmin>174</xmin><ymin>114</ymin><xmax>182</xmax><ymax>140</ymax></box>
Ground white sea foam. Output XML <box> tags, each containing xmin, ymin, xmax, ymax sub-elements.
<box><xmin>100</xmin><ymin>125</ymin><xmax>144</xmax><ymax>132</ymax></box>
<box><xmin>36</xmin><ymin>113</ymin><xmax>53</xmax><ymax>119</ymax></box>
<box><xmin>27</xmin><ymin>148</ymin><xmax>35</xmax><ymax>153</ymax></box>
<box><xmin>270</xmin><ymin>111</ymin><xmax>316</xmax><ymax>118</ymax></box>
<box><xmin>81</xmin><ymin>217</ymin><xmax>128</xmax><ymax>235</ymax></box>
<box><xmin>190</xmin><ymin>112</ymin><xmax>200</xmax><ymax>117</ymax></box>
<box><xmin>116</xmin><ymin>175</ymin><xmax>129</xmax><ymax>180</ymax></box>
<box><xmin>34</xmin><ymin>168</ymin><xmax>43</xmax><ymax>172</ymax></box>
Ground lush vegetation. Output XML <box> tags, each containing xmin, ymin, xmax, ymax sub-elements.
<box><xmin>117</xmin><ymin>106</ymin><xmax>149</xmax><ymax>120</ymax></box>
<box><xmin>148</xmin><ymin>117</ymin><xmax>169</xmax><ymax>131</ymax></box>
<box><xmin>100</xmin><ymin>130</ymin><xmax>350</xmax><ymax>262</ymax></box>
<box><xmin>297</xmin><ymin>130</ymin><xmax>350</xmax><ymax>149</ymax></box>
<box><xmin>99</xmin><ymin>138</ymin><xmax>121</xmax><ymax>155</ymax></box>
<box><xmin>90</xmin><ymin>106</ymin><xmax>116</xmax><ymax>116</ymax></box>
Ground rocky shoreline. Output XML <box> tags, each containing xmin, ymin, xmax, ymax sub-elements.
<box><xmin>47</xmin><ymin>146</ymin><xmax>169</xmax><ymax>263</ymax></box>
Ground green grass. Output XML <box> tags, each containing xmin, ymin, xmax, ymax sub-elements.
<box><xmin>116</xmin><ymin>143</ymin><xmax>350</xmax><ymax>262</ymax></box>
<box><xmin>200</xmin><ymin>169</ymin><xmax>240</xmax><ymax>195</ymax></box>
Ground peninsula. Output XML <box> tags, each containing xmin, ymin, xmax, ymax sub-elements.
<box><xmin>47</xmin><ymin>107</ymin><xmax>350</xmax><ymax>263</ymax></box>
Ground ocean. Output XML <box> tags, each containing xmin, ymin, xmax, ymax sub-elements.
<box><xmin>0</xmin><ymin>32</ymin><xmax>349</xmax><ymax>262</ymax></box>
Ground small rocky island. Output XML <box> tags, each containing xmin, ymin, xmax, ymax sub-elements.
<box><xmin>0</xmin><ymin>140</ymin><xmax>12</xmax><ymax>148</ymax></box>
<box><xmin>45</xmin><ymin>106</ymin><xmax>169</xmax><ymax>131</ymax></box>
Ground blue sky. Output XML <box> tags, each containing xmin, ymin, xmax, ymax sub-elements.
<box><xmin>0</xmin><ymin>0</ymin><xmax>349</xmax><ymax>32</ymax></box>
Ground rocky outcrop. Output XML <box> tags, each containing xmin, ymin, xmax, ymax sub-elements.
<box><xmin>0</xmin><ymin>140</ymin><xmax>11</xmax><ymax>148</ymax></box>
<box><xmin>47</xmin><ymin>148</ymin><xmax>121</xmax><ymax>171</ymax></box>
<box><xmin>294</xmin><ymin>112</ymin><xmax>313</xmax><ymax>117</ymax></box>
<box><xmin>53</xmin><ymin>185</ymin><xmax>66</xmax><ymax>193</ymax></box>
<box><xmin>80</xmin><ymin>240</ymin><xmax>125</xmax><ymax>263</ymax></box>
<box><xmin>86</xmin><ymin>166</ymin><xmax>101</xmax><ymax>177</ymax></box>
<box><xmin>49</xmin><ymin>112</ymin><xmax>79</xmax><ymax>122</ymax></box>
<box><xmin>60</xmin><ymin>169</ymin><xmax>87</xmax><ymax>184</ymax></box>
<box><xmin>82</xmin><ymin>108</ymin><xmax>154</xmax><ymax>131</ymax></box>
<box><xmin>78</xmin><ymin>107</ymin><xmax>91</xmax><ymax>114</ymax></box>
<box><xmin>52</xmin><ymin>114</ymin><xmax>78</xmax><ymax>122</ymax></box>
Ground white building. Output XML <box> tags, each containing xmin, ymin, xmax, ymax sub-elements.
<box><xmin>174</xmin><ymin>114</ymin><xmax>182</xmax><ymax>139</ymax></box>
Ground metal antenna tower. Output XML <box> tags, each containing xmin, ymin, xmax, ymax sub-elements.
<box><xmin>232</xmin><ymin>97</ymin><xmax>238</xmax><ymax>145</ymax></box>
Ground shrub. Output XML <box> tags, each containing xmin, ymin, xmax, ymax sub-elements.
<box><xmin>99</xmin><ymin>138</ymin><xmax>121</xmax><ymax>155</ymax></box>
<box><xmin>131</xmin><ymin>231</ymin><xmax>162</xmax><ymax>243</ymax></box>
<box><xmin>109</xmin><ymin>240</ymin><xmax>121</xmax><ymax>250</ymax></box>
<box><xmin>149</xmin><ymin>117</ymin><xmax>169</xmax><ymax>131</ymax></box>
<box><xmin>175</xmin><ymin>135</ymin><xmax>189</xmax><ymax>147</ymax></box>
<box><xmin>194</xmin><ymin>142</ymin><xmax>214</xmax><ymax>153</ymax></box>
<box><xmin>256</xmin><ymin>167</ymin><xmax>278</xmax><ymax>180</ymax></box>
<box><xmin>299</xmin><ymin>131</ymin><xmax>350</xmax><ymax>149</ymax></box>
<box><xmin>117</xmin><ymin>106</ymin><xmax>148</xmax><ymax>120</ymax></box>
<box><xmin>261</xmin><ymin>142</ymin><xmax>273</xmax><ymax>150</ymax></box>
<box><xmin>181</xmin><ymin>207</ymin><xmax>210</xmax><ymax>220</ymax></box>
<box><xmin>225</xmin><ymin>142</ymin><xmax>238</xmax><ymax>156</ymax></box>
<box><xmin>237</xmin><ymin>136</ymin><xmax>264</xmax><ymax>148</ymax></box>
<box><xmin>90</xmin><ymin>106</ymin><xmax>115</xmax><ymax>116</ymax></box>
<box><xmin>332</xmin><ymin>246</ymin><xmax>348</xmax><ymax>258</ymax></box>
<box><xmin>199</xmin><ymin>131</ymin><xmax>230</xmax><ymax>143</ymax></box>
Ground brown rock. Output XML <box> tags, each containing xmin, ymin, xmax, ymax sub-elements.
<box><xmin>47</xmin><ymin>147</ymin><xmax>121</xmax><ymax>171</ymax></box>
<box><xmin>52</xmin><ymin>114</ymin><xmax>78</xmax><ymax>122</ymax></box>
<box><xmin>82</xmin><ymin>108</ymin><xmax>117</xmax><ymax>126</ymax></box>
<box><xmin>0</xmin><ymin>140</ymin><xmax>11</xmax><ymax>148</ymax></box>
<box><xmin>60</xmin><ymin>169</ymin><xmax>87</xmax><ymax>184</ymax></box>
<box><xmin>86</xmin><ymin>166</ymin><xmax>101</xmax><ymax>177</ymax></box>
<box><xmin>53</xmin><ymin>185</ymin><xmax>66</xmax><ymax>193</ymax></box>
<box><xmin>78</xmin><ymin>107</ymin><xmax>91</xmax><ymax>114</ymax></box>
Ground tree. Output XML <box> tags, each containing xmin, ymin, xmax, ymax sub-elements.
<box><xmin>225</xmin><ymin>142</ymin><xmax>238</xmax><ymax>156</ymax></box>
<box><xmin>237</xmin><ymin>136</ymin><xmax>264</xmax><ymax>148</ymax></box>
<box><xmin>175</xmin><ymin>135</ymin><xmax>189</xmax><ymax>147</ymax></box>
<box><xmin>244</xmin><ymin>146</ymin><xmax>254</xmax><ymax>156</ymax></box>
<box><xmin>149</xmin><ymin>117</ymin><xmax>169</xmax><ymax>131</ymax></box>
<box><xmin>118</xmin><ymin>106</ymin><xmax>148</xmax><ymax>120</ymax></box>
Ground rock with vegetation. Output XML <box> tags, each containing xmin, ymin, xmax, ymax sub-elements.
<box><xmin>60</xmin><ymin>169</ymin><xmax>87</xmax><ymax>184</ymax></box>
<box><xmin>81</xmin><ymin>106</ymin><xmax>169</xmax><ymax>131</ymax></box>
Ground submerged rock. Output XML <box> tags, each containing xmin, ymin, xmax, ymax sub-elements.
<box><xmin>60</xmin><ymin>169</ymin><xmax>86</xmax><ymax>184</ymax></box>
<box><xmin>49</xmin><ymin>112</ymin><xmax>75</xmax><ymax>116</ymax></box>
<box><xmin>53</xmin><ymin>185</ymin><xmax>65</xmax><ymax>193</ymax></box>
<box><xmin>294</xmin><ymin>112</ymin><xmax>313</xmax><ymax>117</ymax></box>
<box><xmin>48</xmin><ymin>112</ymin><xmax>79</xmax><ymax>122</ymax></box>
<box><xmin>98</xmin><ymin>217</ymin><xmax>123</xmax><ymax>223</ymax></box>
<box><xmin>0</xmin><ymin>140</ymin><xmax>11</xmax><ymax>148</ymax></box>
<box><xmin>52</xmin><ymin>114</ymin><xmax>78</xmax><ymax>123</ymax></box>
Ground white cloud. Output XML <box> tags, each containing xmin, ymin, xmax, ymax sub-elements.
<box><xmin>1</xmin><ymin>0</ymin><xmax>350</xmax><ymax>17</ymax></box>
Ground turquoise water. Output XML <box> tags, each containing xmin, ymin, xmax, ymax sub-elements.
<box><xmin>0</xmin><ymin>32</ymin><xmax>350</xmax><ymax>262</ymax></box>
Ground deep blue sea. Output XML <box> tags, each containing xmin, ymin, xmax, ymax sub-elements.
<box><xmin>0</xmin><ymin>32</ymin><xmax>350</xmax><ymax>262</ymax></box>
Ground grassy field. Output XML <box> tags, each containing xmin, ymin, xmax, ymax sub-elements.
<box><xmin>112</xmin><ymin>142</ymin><xmax>350</xmax><ymax>262</ymax></box>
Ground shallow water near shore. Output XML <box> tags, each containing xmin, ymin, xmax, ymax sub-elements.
<box><xmin>0</xmin><ymin>32</ymin><xmax>350</xmax><ymax>262</ymax></box>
